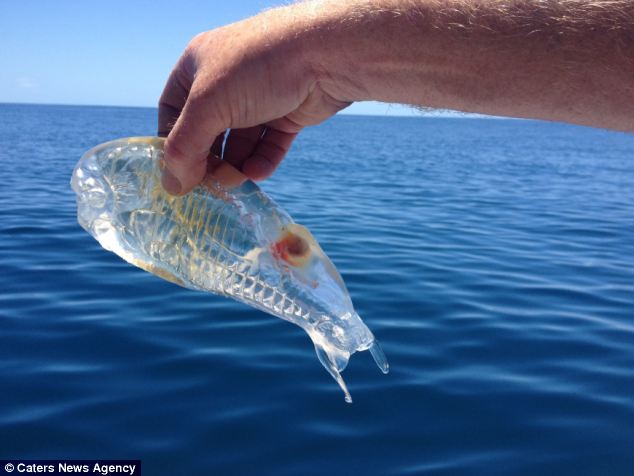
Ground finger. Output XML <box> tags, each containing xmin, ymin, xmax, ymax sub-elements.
<box><xmin>202</xmin><ymin>153</ymin><xmax>247</xmax><ymax>191</ymax></box>
<box><xmin>157</xmin><ymin>65</ymin><xmax>192</xmax><ymax>137</ymax></box>
<box><xmin>162</xmin><ymin>81</ymin><xmax>228</xmax><ymax>196</ymax></box>
<box><xmin>223</xmin><ymin>126</ymin><xmax>265</xmax><ymax>169</ymax></box>
<box><xmin>242</xmin><ymin>128</ymin><xmax>298</xmax><ymax>181</ymax></box>
<box><xmin>265</xmin><ymin>116</ymin><xmax>304</xmax><ymax>134</ymax></box>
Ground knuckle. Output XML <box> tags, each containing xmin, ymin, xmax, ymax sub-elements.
<box><xmin>163</xmin><ymin>138</ymin><xmax>190</xmax><ymax>166</ymax></box>
<box><xmin>185</xmin><ymin>31</ymin><xmax>207</xmax><ymax>54</ymax></box>
<box><xmin>164</xmin><ymin>135</ymin><xmax>208</xmax><ymax>175</ymax></box>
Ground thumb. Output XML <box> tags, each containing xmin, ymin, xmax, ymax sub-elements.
<box><xmin>162</xmin><ymin>87</ymin><xmax>226</xmax><ymax>195</ymax></box>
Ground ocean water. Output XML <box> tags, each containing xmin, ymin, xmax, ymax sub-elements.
<box><xmin>1</xmin><ymin>103</ymin><xmax>633</xmax><ymax>475</ymax></box>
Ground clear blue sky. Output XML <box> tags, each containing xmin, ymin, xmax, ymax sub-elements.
<box><xmin>0</xmin><ymin>0</ymin><xmax>424</xmax><ymax>116</ymax></box>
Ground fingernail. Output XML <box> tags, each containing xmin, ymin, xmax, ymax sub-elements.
<box><xmin>161</xmin><ymin>168</ymin><xmax>182</xmax><ymax>195</ymax></box>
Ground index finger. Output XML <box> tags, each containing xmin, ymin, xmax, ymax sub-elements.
<box><xmin>162</xmin><ymin>77</ymin><xmax>229</xmax><ymax>195</ymax></box>
<box><xmin>158</xmin><ymin>65</ymin><xmax>192</xmax><ymax>137</ymax></box>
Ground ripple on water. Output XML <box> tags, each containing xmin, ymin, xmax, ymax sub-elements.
<box><xmin>1</xmin><ymin>107</ymin><xmax>633</xmax><ymax>475</ymax></box>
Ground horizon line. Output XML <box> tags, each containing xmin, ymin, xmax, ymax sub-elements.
<box><xmin>0</xmin><ymin>101</ymin><xmax>509</xmax><ymax>120</ymax></box>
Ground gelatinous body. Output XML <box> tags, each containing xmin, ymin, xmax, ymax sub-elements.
<box><xmin>71</xmin><ymin>137</ymin><xmax>388</xmax><ymax>402</ymax></box>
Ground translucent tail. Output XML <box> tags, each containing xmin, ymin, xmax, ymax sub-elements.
<box><xmin>314</xmin><ymin>337</ymin><xmax>389</xmax><ymax>403</ymax></box>
<box><xmin>315</xmin><ymin>344</ymin><xmax>353</xmax><ymax>403</ymax></box>
<box><xmin>369</xmin><ymin>338</ymin><xmax>389</xmax><ymax>374</ymax></box>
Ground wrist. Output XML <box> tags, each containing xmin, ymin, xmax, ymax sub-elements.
<box><xmin>294</xmin><ymin>1</ymin><xmax>374</xmax><ymax>102</ymax></box>
<box><xmin>292</xmin><ymin>0</ymin><xmax>434</xmax><ymax>104</ymax></box>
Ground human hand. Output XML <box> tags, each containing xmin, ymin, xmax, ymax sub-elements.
<box><xmin>158</xmin><ymin>5</ymin><xmax>351</xmax><ymax>195</ymax></box>
<box><xmin>159</xmin><ymin>0</ymin><xmax>634</xmax><ymax>189</ymax></box>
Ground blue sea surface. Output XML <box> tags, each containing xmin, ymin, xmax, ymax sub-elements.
<box><xmin>1</xmin><ymin>103</ymin><xmax>633</xmax><ymax>475</ymax></box>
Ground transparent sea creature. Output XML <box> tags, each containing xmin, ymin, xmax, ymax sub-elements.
<box><xmin>71</xmin><ymin>137</ymin><xmax>388</xmax><ymax>402</ymax></box>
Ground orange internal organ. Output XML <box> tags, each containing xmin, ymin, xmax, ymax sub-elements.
<box><xmin>271</xmin><ymin>229</ymin><xmax>311</xmax><ymax>267</ymax></box>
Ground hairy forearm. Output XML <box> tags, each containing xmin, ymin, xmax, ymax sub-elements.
<box><xmin>295</xmin><ymin>0</ymin><xmax>634</xmax><ymax>131</ymax></box>
<box><xmin>158</xmin><ymin>0</ymin><xmax>634</xmax><ymax>192</ymax></box>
